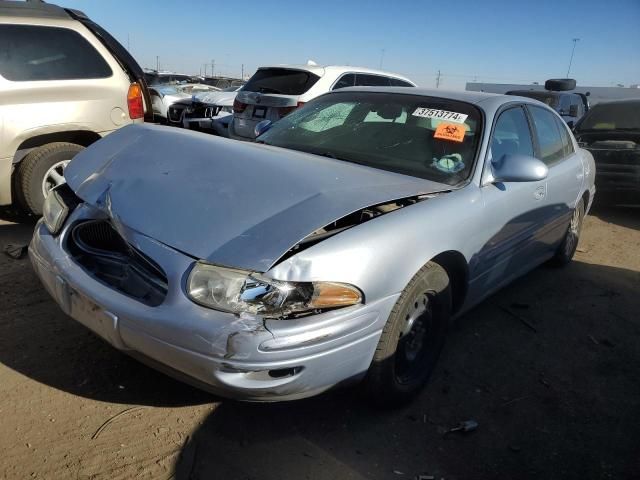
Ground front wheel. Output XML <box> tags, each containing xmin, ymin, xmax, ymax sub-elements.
<box><xmin>15</xmin><ymin>142</ymin><xmax>84</xmax><ymax>215</ymax></box>
<box><xmin>551</xmin><ymin>198</ymin><xmax>585</xmax><ymax>266</ymax></box>
<box><xmin>363</xmin><ymin>262</ymin><xmax>451</xmax><ymax>406</ymax></box>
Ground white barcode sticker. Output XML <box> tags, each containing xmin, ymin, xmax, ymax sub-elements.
<box><xmin>412</xmin><ymin>108</ymin><xmax>468</xmax><ymax>124</ymax></box>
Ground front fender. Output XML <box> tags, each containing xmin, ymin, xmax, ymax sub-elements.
<box><xmin>267</xmin><ymin>186</ymin><xmax>484</xmax><ymax>303</ymax></box>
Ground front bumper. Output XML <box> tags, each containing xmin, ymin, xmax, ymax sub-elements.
<box><xmin>29</xmin><ymin>211</ymin><xmax>396</xmax><ymax>401</ymax></box>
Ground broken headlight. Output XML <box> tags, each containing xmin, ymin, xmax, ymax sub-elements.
<box><xmin>187</xmin><ymin>262</ymin><xmax>362</xmax><ymax>318</ymax></box>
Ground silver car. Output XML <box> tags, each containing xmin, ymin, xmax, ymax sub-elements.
<box><xmin>29</xmin><ymin>88</ymin><xmax>595</xmax><ymax>404</ymax></box>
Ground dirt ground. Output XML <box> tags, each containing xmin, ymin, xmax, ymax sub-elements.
<box><xmin>0</xmin><ymin>204</ymin><xmax>639</xmax><ymax>480</ymax></box>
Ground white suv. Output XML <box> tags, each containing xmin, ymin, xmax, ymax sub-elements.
<box><xmin>0</xmin><ymin>1</ymin><xmax>151</xmax><ymax>215</ymax></box>
<box><xmin>229</xmin><ymin>64</ymin><xmax>415</xmax><ymax>141</ymax></box>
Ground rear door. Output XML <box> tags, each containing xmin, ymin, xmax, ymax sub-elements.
<box><xmin>526</xmin><ymin>105</ymin><xmax>583</xmax><ymax>246</ymax></box>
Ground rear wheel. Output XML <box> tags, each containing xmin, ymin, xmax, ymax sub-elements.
<box><xmin>551</xmin><ymin>198</ymin><xmax>585</xmax><ymax>266</ymax></box>
<box><xmin>15</xmin><ymin>142</ymin><xmax>84</xmax><ymax>215</ymax></box>
<box><xmin>363</xmin><ymin>262</ymin><xmax>451</xmax><ymax>406</ymax></box>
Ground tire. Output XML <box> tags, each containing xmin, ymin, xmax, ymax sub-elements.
<box><xmin>544</xmin><ymin>78</ymin><xmax>576</xmax><ymax>92</ymax></box>
<box><xmin>15</xmin><ymin>142</ymin><xmax>84</xmax><ymax>215</ymax></box>
<box><xmin>551</xmin><ymin>198</ymin><xmax>585</xmax><ymax>266</ymax></box>
<box><xmin>363</xmin><ymin>262</ymin><xmax>452</xmax><ymax>406</ymax></box>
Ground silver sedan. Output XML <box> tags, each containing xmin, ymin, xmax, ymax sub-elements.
<box><xmin>30</xmin><ymin>88</ymin><xmax>595</xmax><ymax>404</ymax></box>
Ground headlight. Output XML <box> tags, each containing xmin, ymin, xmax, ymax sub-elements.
<box><xmin>42</xmin><ymin>188</ymin><xmax>69</xmax><ymax>235</ymax></box>
<box><xmin>187</xmin><ymin>262</ymin><xmax>362</xmax><ymax>318</ymax></box>
<box><xmin>220</xmin><ymin>106</ymin><xmax>233</xmax><ymax>114</ymax></box>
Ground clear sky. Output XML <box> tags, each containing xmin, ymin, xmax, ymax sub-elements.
<box><xmin>61</xmin><ymin>0</ymin><xmax>640</xmax><ymax>89</ymax></box>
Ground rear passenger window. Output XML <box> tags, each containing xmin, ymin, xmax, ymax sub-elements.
<box><xmin>355</xmin><ymin>74</ymin><xmax>391</xmax><ymax>87</ymax></box>
<box><xmin>491</xmin><ymin>107</ymin><xmax>534</xmax><ymax>160</ymax></box>
<box><xmin>389</xmin><ymin>78</ymin><xmax>413</xmax><ymax>87</ymax></box>
<box><xmin>554</xmin><ymin>115</ymin><xmax>575</xmax><ymax>157</ymax></box>
<box><xmin>529</xmin><ymin>106</ymin><xmax>565</xmax><ymax>164</ymax></box>
<box><xmin>333</xmin><ymin>74</ymin><xmax>355</xmax><ymax>90</ymax></box>
<box><xmin>0</xmin><ymin>24</ymin><xmax>112</xmax><ymax>81</ymax></box>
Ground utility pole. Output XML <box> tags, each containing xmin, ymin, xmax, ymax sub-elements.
<box><xmin>204</xmin><ymin>64</ymin><xmax>207</xmax><ymax>76</ymax></box>
<box><xmin>241</xmin><ymin>64</ymin><xmax>244</xmax><ymax>79</ymax></box>
<box><xmin>211</xmin><ymin>59</ymin><xmax>215</xmax><ymax>77</ymax></box>
<box><xmin>566</xmin><ymin>38</ymin><xmax>580</xmax><ymax>77</ymax></box>
<box><xmin>436</xmin><ymin>70</ymin><xmax>441</xmax><ymax>88</ymax></box>
<box><xmin>379</xmin><ymin>49</ymin><xmax>385</xmax><ymax>69</ymax></box>
<box><xmin>156</xmin><ymin>56</ymin><xmax>159</xmax><ymax>71</ymax></box>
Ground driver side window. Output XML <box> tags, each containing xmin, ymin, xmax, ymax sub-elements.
<box><xmin>491</xmin><ymin>107</ymin><xmax>534</xmax><ymax>162</ymax></box>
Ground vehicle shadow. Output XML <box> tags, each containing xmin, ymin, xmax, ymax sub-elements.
<box><xmin>173</xmin><ymin>260</ymin><xmax>640</xmax><ymax>479</ymax></box>
<box><xmin>589</xmin><ymin>202</ymin><xmax>639</xmax><ymax>231</ymax></box>
<box><xmin>0</xmin><ymin>204</ymin><xmax>37</xmax><ymax>225</ymax></box>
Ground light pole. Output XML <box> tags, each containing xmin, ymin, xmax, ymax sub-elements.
<box><xmin>566</xmin><ymin>38</ymin><xmax>580</xmax><ymax>77</ymax></box>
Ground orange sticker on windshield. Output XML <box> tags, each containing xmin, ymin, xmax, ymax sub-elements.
<box><xmin>434</xmin><ymin>123</ymin><xmax>466</xmax><ymax>143</ymax></box>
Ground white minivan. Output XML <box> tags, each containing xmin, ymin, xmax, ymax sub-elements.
<box><xmin>229</xmin><ymin>64</ymin><xmax>415</xmax><ymax>141</ymax></box>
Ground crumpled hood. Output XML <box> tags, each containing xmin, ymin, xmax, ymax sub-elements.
<box><xmin>66</xmin><ymin>124</ymin><xmax>448</xmax><ymax>271</ymax></box>
<box><xmin>194</xmin><ymin>90</ymin><xmax>237</xmax><ymax>106</ymax></box>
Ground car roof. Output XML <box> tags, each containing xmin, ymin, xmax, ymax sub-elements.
<box><xmin>0</xmin><ymin>0</ymin><xmax>86</xmax><ymax>19</ymax></box>
<box><xmin>335</xmin><ymin>86</ymin><xmax>502</xmax><ymax>104</ymax></box>
<box><xmin>256</xmin><ymin>64</ymin><xmax>415</xmax><ymax>83</ymax></box>
<box><xmin>506</xmin><ymin>90</ymin><xmax>563</xmax><ymax>96</ymax></box>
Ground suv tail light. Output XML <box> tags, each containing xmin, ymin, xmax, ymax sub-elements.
<box><xmin>127</xmin><ymin>83</ymin><xmax>144</xmax><ymax>119</ymax></box>
<box><xmin>279</xmin><ymin>102</ymin><xmax>305</xmax><ymax>118</ymax></box>
<box><xmin>233</xmin><ymin>99</ymin><xmax>247</xmax><ymax>113</ymax></box>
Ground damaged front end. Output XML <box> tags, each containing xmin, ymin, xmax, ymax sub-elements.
<box><xmin>187</xmin><ymin>262</ymin><xmax>362</xmax><ymax>319</ymax></box>
<box><xmin>277</xmin><ymin>194</ymin><xmax>437</xmax><ymax>264</ymax></box>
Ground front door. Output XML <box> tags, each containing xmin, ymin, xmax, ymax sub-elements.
<box><xmin>468</xmin><ymin>105</ymin><xmax>550</xmax><ymax>303</ymax></box>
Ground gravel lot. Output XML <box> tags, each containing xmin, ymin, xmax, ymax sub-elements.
<box><xmin>1</xmin><ymin>204</ymin><xmax>638</xmax><ymax>480</ymax></box>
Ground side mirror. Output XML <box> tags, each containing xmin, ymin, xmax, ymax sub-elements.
<box><xmin>491</xmin><ymin>153</ymin><xmax>548</xmax><ymax>183</ymax></box>
<box><xmin>254</xmin><ymin>119</ymin><xmax>273</xmax><ymax>138</ymax></box>
<box><xmin>569</xmin><ymin>104</ymin><xmax>579</xmax><ymax>117</ymax></box>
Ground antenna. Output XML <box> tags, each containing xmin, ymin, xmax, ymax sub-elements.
<box><xmin>566</xmin><ymin>38</ymin><xmax>580</xmax><ymax>77</ymax></box>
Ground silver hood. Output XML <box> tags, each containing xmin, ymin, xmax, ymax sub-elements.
<box><xmin>65</xmin><ymin>124</ymin><xmax>448</xmax><ymax>271</ymax></box>
<box><xmin>195</xmin><ymin>90</ymin><xmax>237</xmax><ymax>106</ymax></box>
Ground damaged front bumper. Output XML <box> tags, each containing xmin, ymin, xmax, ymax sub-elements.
<box><xmin>29</xmin><ymin>207</ymin><xmax>396</xmax><ymax>401</ymax></box>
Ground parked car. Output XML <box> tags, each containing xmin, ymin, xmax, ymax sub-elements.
<box><xmin>149</xmin><ymin>85</ymin><xmax>191</xmax><ymax>122</ymax></box>
<box><xmin>507</xmin><ymin>79</ymin><xmax>589</xmax><ymax>127</ymax></box>
<box><xmin>179</xmin><ymin>86</ymin><xmax>241</xmax><ymax>136</ymax></box>
<box><xmin>149</xmin><ymin>84</ymin><xmax>220</xmax><ymax>123</ymax></box>
<box><xmin>573</xmin><ymin>99</ymin><xmax>640</xmax><ymax>203</ymax></box>
<box><xmin>229</xmin><ymin>64</ymin><xmax>416</xmax><ymax>141</ymax></box>
<box><xmin>30</xmin><ymin>88</ymin><xmax>595</xmax><ymax>404</ymax></box>
<box><xmin>0</xmin><ymin>0</ymin><xmax>152</xmax><ymax>215</ymax></box>
<box><xmin>143</xmin><ymin>70</ymin><xmax>192</xmax><ymax>86</ymax></box>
